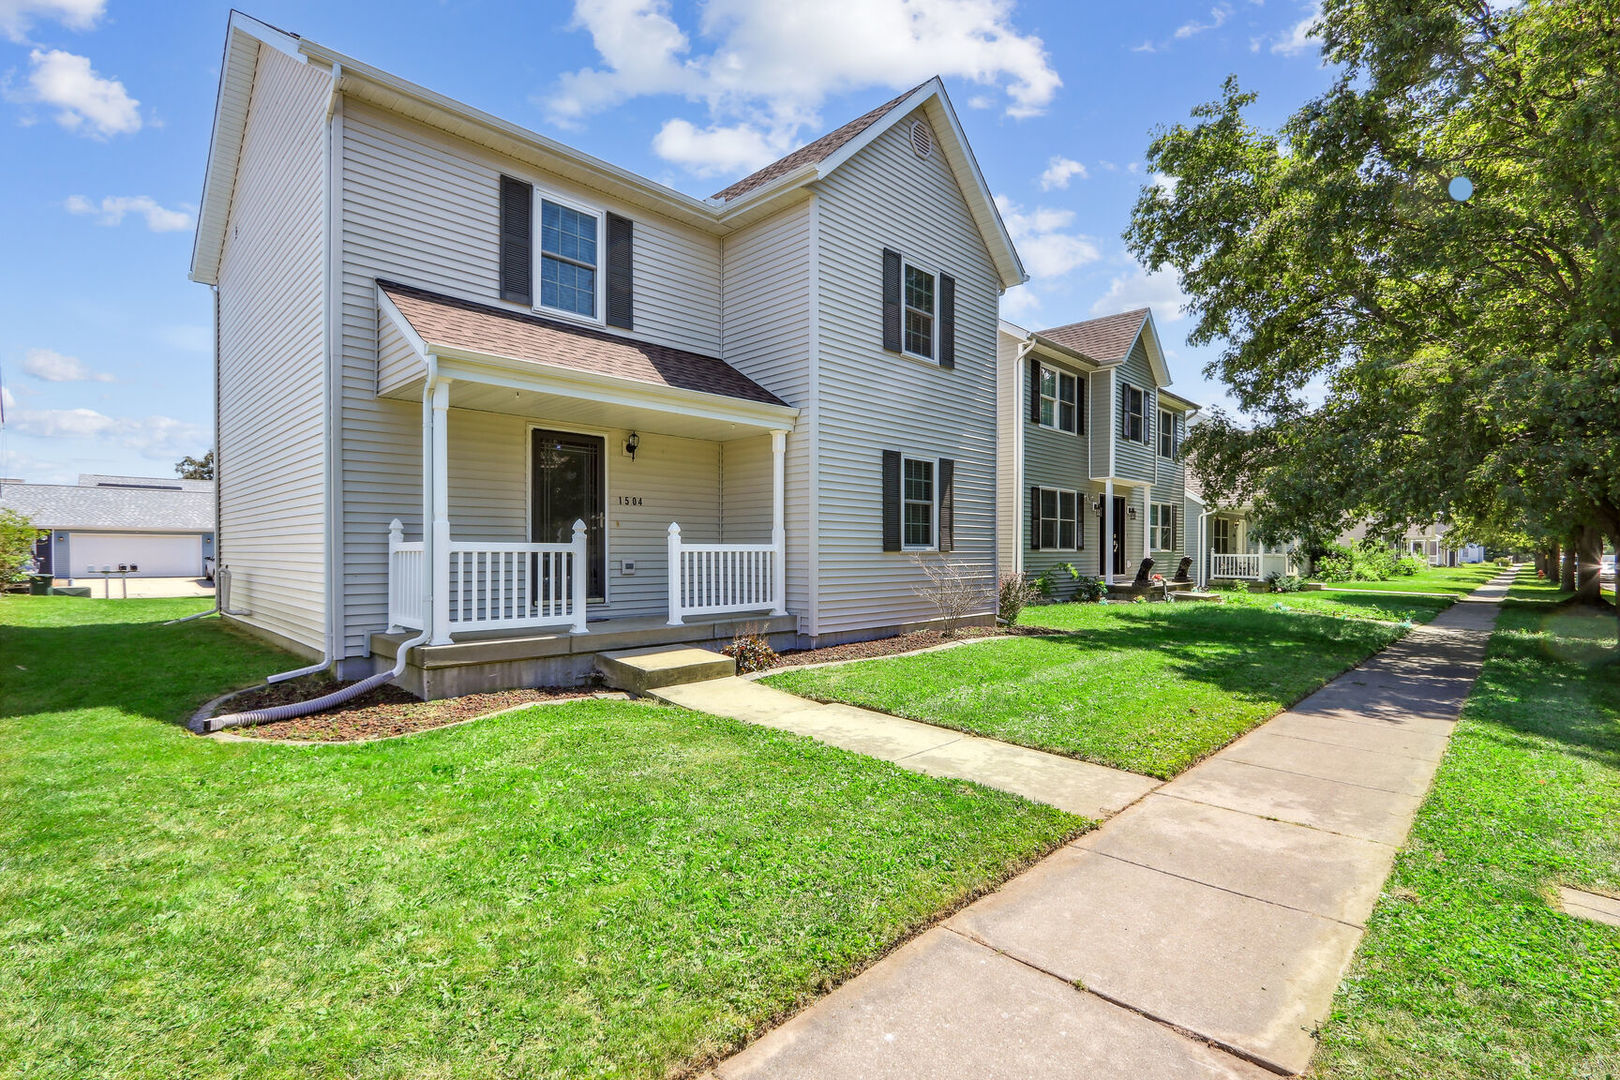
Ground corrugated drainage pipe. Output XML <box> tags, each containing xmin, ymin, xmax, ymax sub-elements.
<box><xmin>200</xmin><ymin>628</ymin><xmax>429</xmax><ymax>734</ymax></box>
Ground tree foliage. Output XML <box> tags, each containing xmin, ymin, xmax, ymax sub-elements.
<box><xmin>175</xmin><ymin>450</ymin><xmax>214</xmax><ymax>481</ymax></box>
<box><xmin>1127</xmin><ymin>0</ymin><xmax>1620</xmax><ymax>572</ymax></box>
<box><xmin>0</xmin><ymin>508</ymin><xmax>39</xmax><ymax>582</ymax></box>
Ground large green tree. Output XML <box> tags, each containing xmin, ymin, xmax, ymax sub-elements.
<box><xmin>1127</xmin><ymin>0</ymin><xmax>1619</xmax><ymax>609</ymax></box>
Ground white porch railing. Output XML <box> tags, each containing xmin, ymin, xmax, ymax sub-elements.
<box><xmin>1210</xmin><ymin>552</ymin><xmax>1300</xmax><ymax>580</ymax></box>
<box><xmin>667</xmin><ymin>522</ymin><xmax>785</xmax><ymax>624</ymax></box>
<box><xmin>388</xmin><ymin>518</ymin><xmax>587</xmax><ymax>638</ymax></box>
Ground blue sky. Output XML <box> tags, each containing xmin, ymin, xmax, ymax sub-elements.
<box><xmin>0</xmin><ymin>0</ymin><xmax>1334</xmax><ymax>482</ymax></box>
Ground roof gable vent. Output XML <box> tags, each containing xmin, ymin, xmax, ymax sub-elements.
<box><xmin>908</xmin><ymin>119</ymin><xmax>933</xmax><ymax>160</ymax></box>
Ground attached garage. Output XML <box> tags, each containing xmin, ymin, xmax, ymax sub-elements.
<box><xmin>66</xmin><ymin>532</ymin><xmax>204</xmax><ymax>578</ymax></box>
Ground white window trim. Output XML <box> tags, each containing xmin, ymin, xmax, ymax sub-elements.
<box><xmin>1150</xmin><ymin>502</ymin><xmax>1176</xmax><ymax>551</ymax></box>
<box><xmin>533</xmin><ymin>187</ymin><xmax>607</xmax><ymax>327</ymax></box>
<box><xmin>1124</xmin><ymin>384</ymin><xmax>1147</xmax><ymax>443</ymax></box>
<box><xmin>901</xmin><ymin>454</ymin><xmax>938</xmax><ymax>551</ymax></box>
<box><xmin>1035</xmin><ymin>486</ymin><xmax>1083</xmax><ymax>551</ymax></box>
<box><xmin>900</xmin><ymin>256</ymin><xmax>938</xmax><ymax>364</ymax></box>
<box><xmin>1158</xmin><ymin>409</ymin><xmax>1176</xmax><ymax>458</ymax></box>
<box><xmin>1036</xmin><ymin>363</ymin><xmax>1082</xmax><ymax>435</ymax></box>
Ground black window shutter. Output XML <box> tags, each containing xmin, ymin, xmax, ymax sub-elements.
<box><xmin>881</xmin><ymin>450</ymin><xmax>902</xmax><ymax>551</ymax></box>
<box><xmin>937</xmin><ymin>274</ymin><xmax>956</xmax><ymax>368</ymax></box>
<box><xmin>1029</xmin><ymin>486</ymin><xmax>1042</xmax><ymax>551</ymax></box>
<box><xmin>937</xmin><ymin>458</ymin><xmax>954</xmax><ymax>550</ymax></box>
<box><xmin>605</xmin><ymin>212</ymin><xmax>634</xmax><ymax>330</ymax></box>
<box><xmin>1077</xmin><ymin>376</ymin><xmax>1086</xmax><ymax>434</ymax></box>
<box><xmin>1119</xmin><ymin>382</ymin><xmax>1129</xmax><ymax>438</ymax></box>
<box><xmin>881</xmin><ymin>249</ymin><xmax>903</xmax><ymax>352</ymax></box>
<box><xmin>1029</xmin><ymin>357</ymin><xmax>1042</xmax><ymax>423</ymax></box>
<box><xmin>499</xmin><ymin>175</ymin><xmax>532</xmax><ymax>305</ymax></box>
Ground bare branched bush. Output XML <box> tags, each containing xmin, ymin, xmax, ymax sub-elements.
<box><xmin>909</xmin><ymin>553</ymin><xmax>992</xmax><ymax>635</ymax></box>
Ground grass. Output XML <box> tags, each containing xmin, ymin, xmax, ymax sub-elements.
<box><xmin>763</xmin><ymin>602</ymin><xmax>1408</xmax><ymax>778</ymax></box>
<box><xmin>1311</xmin><ymin>579</ymin><xmax>1620</xmax><ymax>1080</ymax></box>
<box><xmin>1211</xmin><ymin>588</ymin><xmax>1457</xmax><ymax>625</ymax></box>
<box><xmin>1313</xmin><ymin>562</ymin><xmax>1503</xmax><ymax>596</ymax></box>
<box><xmin>0</xmin><ymin>596</ymin><xmax>1082</xmax><ymax>1079</ymax></box>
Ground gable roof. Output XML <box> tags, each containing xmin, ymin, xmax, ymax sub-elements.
<box><xmin>1039</xmin><ymin>308</ymin><xmax>1173</xmax><ymax>388</ymax></box>
<box><xmin>378</xmin><ymin>281</ymin><xmax>788</xmax><ymax>408</ymax></box>
<box><xmin>191</xmin><ymin>18</ymin><xmax>1025</xmax><ymax>290</ymax></box>
<box><xmin>0</xmin><ymin>483</ymin><xmax>214</xmax><ymax>532</ymax></box>
<box><xmin>711</xmin><ymin>83</ymin><xmax>925</xmax><ymax>202</ymax></box>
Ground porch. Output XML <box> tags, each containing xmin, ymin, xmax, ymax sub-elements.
<box><xmin>373</xmin><ymin>280</ymin><xmax>800</xmax><ymax>675</ymax></box>
<box><xmin>1208</xmin><ymin>551</ymin><xmax>1301</xmax><ymax>581</ymax></box>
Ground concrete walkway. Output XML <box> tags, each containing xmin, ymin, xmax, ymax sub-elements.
<box><xmin>652</xmin><ymin>676</ymin><xmax>1159</xmax><ymax>819</ymax></box>
<box><xmin>711</xmin><ymin>570</ymin><xmax>1518</xmax><ymax>1079</ymax></box>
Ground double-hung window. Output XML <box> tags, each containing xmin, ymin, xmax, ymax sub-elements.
<box><xmin>902</xmin><ymin>457</ymin><xmax>935</xmax><ymax>548</ymax></box>
<box><xmin>539</xmin><ymin>198</ymin><xmax>600</xmax><ymax>319</ymax></box>
<box><xmin>1150</xmin><ymin>503</ymin><xmax>1176</xmax><ymax>550</ymax></box>
<box><xmin>1212</xmin><ymin>516</ymin><xmax>1232</xmax><ymax>554</ymax></box>
<box><xmin>902</xmin><ymin>262</ymin><xmax>936</xmax><ymax>359</ymax></box>
<box><xmin>1159</xmin><ymin>409</ymin><xmax>1175</xmax><ymax>457</ymax></box>
<box><xmin>1037</xmin><ymin>488</ymin><xmax>1080</xmax><ymax>550</ymax></box>
<box><xmin>1124</xmin><ymin>385</ymin><xmax>1146</xmax><ymax>442</ymax></box>
<box><xmin>1039</xmin><ymin>365</ymin><xmax>1081</xmax><ymax>433</ymax></box>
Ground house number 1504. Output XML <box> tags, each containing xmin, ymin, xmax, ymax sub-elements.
<box><xmin>617</xmin><ymin>496</ymin><xmax>644</xmax><ymax>506</ymax></box>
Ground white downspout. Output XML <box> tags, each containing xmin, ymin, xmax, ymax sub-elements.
<box><xmin>1198</xmin><ymin>507</ymin><xmax>1216</xmax><ymax>588</ymax></box>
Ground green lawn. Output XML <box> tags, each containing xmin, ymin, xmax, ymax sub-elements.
<box><xmin>1311</xmin><ymin>580</ymin><xmax>1620</xmax><ymax>1080</ymax></box>
<box><xmin>764</xmin><ymin>603</ymin><xmax>1408</xmax><ymax>778</ymax></box>
<box><xmin>0</xmin><ymin>596</ymin><xmax>1082</xmax><ymax>1080</ymax></box>
<box><xmin>1314</xmin><ymin>562</ymin><xmax>1503</xmax><ymax>596</ymax></box>
<box><xmin>1198</xmin><ymin>589</ymin><xmax>1453</xmax><ymax>625</ymax></box>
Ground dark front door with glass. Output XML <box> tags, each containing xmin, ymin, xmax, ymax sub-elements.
<box><xmin>1099</xmin><ymin>495</ymin><xmax>1126</xmax><ymax>576</ymax></box>
<box><xmin>531</xmin><ymin>429</ymin><xmax>605</xmax><ymax>602</ymax></box>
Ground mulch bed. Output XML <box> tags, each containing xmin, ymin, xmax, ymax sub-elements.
<box><xmin>213</xmin><ymin>674</ymin><xmax>590</xmax><ymax>742</ymax></box>
<box><xmin>766</xmin><ymin>624</ymin><xmax>1061</xmax><ymax>669</ymax></box>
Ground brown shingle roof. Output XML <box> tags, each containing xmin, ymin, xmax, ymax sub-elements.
<box><xmin>1039</xmin><ymin>309</ymin><xmax>1149</xmax><ymax>364</ymax></box>
<box><xmin>379</xmin><ymin>281</ymin><xmax>788</xmax><ymax>408</ymax></box>
<box><xmin>710</xmin><ymin>82</ymin><xmax>929</xmax><ymax>202</ymax></box>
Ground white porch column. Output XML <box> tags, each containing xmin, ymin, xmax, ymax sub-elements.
<box><xmin>1103</xmin><ymin>479</ymin><xmax>1115</xmax><ymax>585</ymax></box>
<box><xmin>430</xmin><ymin>379</ymin><xmax>453</xmax><ymax>645</ymax></box>
<box><xmin>770</xmin><ymin>429</ymin><xmax>788</xmax><ymax>617</ymax></box>
<box><xmin>1142</xmin><ymin>487</ymin><xmax>1153</xmax><ymax>561</ymax></box>
<box><xmin>667</xmin><ymin>523</ymin><xmax>684</xmax><ymax>626</ymax></box>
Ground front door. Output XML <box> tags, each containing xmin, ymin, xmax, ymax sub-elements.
<box><xmin>1099</xmin><ymin>495</ymin><xmax>1126</xmax><ymax>576</ymax></box>
<box><xmin>530</xmin><ymin>429</ymin><xmax>605</xmax><ymax>601</ymax></box>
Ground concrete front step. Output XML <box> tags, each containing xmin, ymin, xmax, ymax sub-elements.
<box><xmin>596</xmin><ymin>645</ymin><xmax>736</xmax><ymax>694</ymax></box>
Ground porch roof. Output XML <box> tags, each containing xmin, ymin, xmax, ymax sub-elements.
<box><xmin>379</xmin><ymin>281</ymin><xmax>789</xmax><ymax>408</ymax></box>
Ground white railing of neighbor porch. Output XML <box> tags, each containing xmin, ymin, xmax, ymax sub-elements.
<box><xmin>387</xmin><ymin>518</ymin><xmax>588</xmax><ymax>637</ymax></box>
<box><xmin>1210</xmin><ymin>552</ymin><xmax>1262</xmax><ymax>580</ymax></box>
<box><xmin>667</xmin><ymin>522</ymin><xmax>783</xmax><ymax>624</ymax></box>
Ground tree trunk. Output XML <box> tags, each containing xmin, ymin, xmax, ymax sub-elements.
<box><xmin>1574</xmin><ymin>525</ymin><xmax>1607</xmax><ymax>605</ymax></box>
<box><xmin>1545</xmin><ymin>542</ymin><xmax>1560</xmax><ymax>582</ymax></box>
<box><xmin>1562</xmin><ymin>534</ymin><xmax>1577</xmax><ymax>591</ymax></box>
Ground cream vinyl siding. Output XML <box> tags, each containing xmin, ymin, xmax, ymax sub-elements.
<box><xmin>811</xmin><ymin>108</ymin><xmax>999</xmax><ymax>637</ymax></box>
<box><xmin>718</xmin><ymin>200</ymin><xmax>812</xmax><ymax>618</ymax></box>
<box><xmin>215</xmin><ymin>46</ymin><xmax>330</xmax><ymax>652</ymax></box>
<box><xmin>335</xmin><ymin>102</ymin><xmax>724</xmax><ymax>653</ymax></box>
<box><xmin>400</xmin><ymin>411</ymin><xmax>724</xmax><ymax>620</ymax></box>
<box><xmin>720</xmin><ymin>434</ymin><xmax>774</xmax><ymax>543</ymax></box>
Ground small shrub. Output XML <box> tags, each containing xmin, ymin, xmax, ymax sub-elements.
<box><xmin>909</xmin><ymin>552</ymin><xmax>992</xmax><ymax>635</ymax></box>
<box><xmin>1072</xmin><ymin>574</ymin><xmax>1108</xmax><ymax>603</ymax></box>
<box><xmin>1393</xmin><ymin>556</ymin><xmax>1421</xmax><ymax>576</ymax></box>
<box><xmin>1030</xmin><ymin>568</ymin><xmax>1056</xmax><ymax>599</ymax></box>
<box><xmin>998</xmin><ymin>573</ymin><xmax>1038</xmax><ymax>624</ymax></box>
<box><xmin>723</xmin><ymin>629</ymin><xmax>778</xmax><ymax>673</ymax></box>
<box><xmin>1207</xmin><ymin>577</ymin><xmax>1250</xmax><ymax>592</ymax></box>
<box><xmin>1266</xmin><ymin>572</ymin><xmax>1303</xmax><ymax>593</ymax></box>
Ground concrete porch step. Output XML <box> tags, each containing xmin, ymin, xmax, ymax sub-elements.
<box><xmin>596</xmin><ymin>645</ymin><xmax>736</xmax><ymax>694</ymax></box>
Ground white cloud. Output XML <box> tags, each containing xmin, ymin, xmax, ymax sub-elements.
<box><xmin>7</xmin><ymin>406</ymin><xmax>205</xmax><ymax>458</ymax></box>
<box><xmin>65</xmin><ymin>194</ymin><xmax>192</xmax><ymax>231</ymax></box>
<box><xmin>1130</xmin><ymin>39</ymin><xmax>1158</xmax><ymax>53</ymax></box>
<box><xmin>650</xmin><ymin>118</ymin><xmax>795</xmax><ymax>177</ymax></box>
<box><xmin>16</xmin><ymin>49</ymin><xmax>140</xmax><ymax>137</ymax></box>
<box><xmin>994</xmin><ymin>195</ymin><xmax>1101</xmax><ymax>280</ymax></box>
<box><xmin>1151</xmin><ymin>171</ymin><xmax>1179</xmax><ymax>197</ymax></box>
<box><xmin>546</xmin><ymin>0</ymin><xmax>1061</xmax><ymax>173</ymax></box>
<box><xmin>1271</xmin><ymin>2</ymin><xmax>1321</xmax><ymax>55</ymax></box>
<box><xmin>1</xmin><ymin>384</ymin><xmax>15</xmax><ymax>412</ymax></box>
<box><xmin>21</xmin><ymin>347</ymin><xmax>113</xmax><ymax>383</ymax></box>
<box><xmin>1090</xmin><ymin>266</ymin><xmax>1191</xmax><ymax>320</ymax></box>
<box><xmin>999</xmin><ymin>284</ymin><xmax>1042</xmax><ymax>322</ymax></box>
<box><xmin>1175</xmin><ymin>4</ymin><xmax>1232</xmax><ymax>39</ymax></box>
<box><xmin>0</xmin><ymin>0</ymin><xmax>103</xmax><ymax>42</ymax></box>
<box><xmin>1038</xmin><ymin>155</ymin><xmax>1087</xmax><ymax>190</ymax></box>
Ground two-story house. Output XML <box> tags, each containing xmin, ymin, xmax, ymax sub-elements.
<box><xmin>995</xmin><ymin>309</ymin><xmax>1201</xmax><ymax>596</ymax></box>
<box><xmin>190</xmin><ymin>14</ymin><xmax>1023</xmax><ymax>696</ymax></box>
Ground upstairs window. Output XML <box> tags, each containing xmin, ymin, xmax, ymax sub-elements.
<box><xmin>1123</xmin><ymin>384</ymin><xmax>1146</xmax><ymax>443</ymax></box>
<box><xmin>902</xmin><ymin>456</ymin><xmax>936</xmax><ymax>548</ymax></box>
<box><xmin>903</xmin><ymin>263</ymin><xmax>935</xmax><ymax>359</ymax></box>
<box><xmin>1038</xmin><ymin>365</ymin><xmax>1081</xmax><ymax>434</ymax></box>
<box><xmin>539</xmin><ymin>198</ymin><xmax>599</xmax><ymax>319</ymax></box>
<box><xmin>1159</xmin><ymin>409</ymin><xmax>1175</xmax><ymax>457</ymax></box>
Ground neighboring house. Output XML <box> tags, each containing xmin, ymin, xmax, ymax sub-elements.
<box><xmin>996</xmin><ymin>309</ymin><xmax>1200</xmax><ymax>595</ymax></box>
<box><xmin>190</xmin><ymin>14</ymin><xmax>1023</xmax><ymax>695</ymax></box>
<box><xmin>1339</xmin><ymin>520</ymin><xmax>1485</xmax><ymax>566</ymax></box>
<box><xmin>1181</xmin><ymin>464</ymin><xmax>1302</xmax><ymax>587</ymax></box>
<box><xmin>0</xmin><ymin>475</ymin><xmax>215</xmax><ymax>579</ymax></box>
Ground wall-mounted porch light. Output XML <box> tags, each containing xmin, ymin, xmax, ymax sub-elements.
<box><xmin>625</xmin><ymin>431</ymin><xmax>640</xmax><ymax>460</ymax></box>
<box><xmin>1127</xmin><ymin>506</ymin><xmax>1138</xmax><ymax>520</ymax></box>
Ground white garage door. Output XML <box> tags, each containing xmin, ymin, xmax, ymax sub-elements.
<box><xmin>69</xmin><ymin>533</ymin><xmax>202</xmax><ymax>578</ymax></box>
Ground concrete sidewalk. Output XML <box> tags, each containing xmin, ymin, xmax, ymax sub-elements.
<box><xmin>652</xmin><ymin>676</ymin><xmax>1158</xmax><ymax>820</ymax></box>
<box><xmin>713</xmin><ymin>570</ymin><xmax>1517</xmax><ymax>1079</ymax></box>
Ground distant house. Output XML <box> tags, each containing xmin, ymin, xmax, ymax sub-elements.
<box><xmin>0</xmin><ymin>475</ymin><xmax>215</xmax><ymax>579</ymax></box>
<box><xmin>1338</xmin><ymin>520</ymin><xmax>1485</xmax><ymax>566</ymax></box>
<box><xmin>190</xmin><ymin>14</ymin><xmax>1024</xmax><ymax>694</ymax></box>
